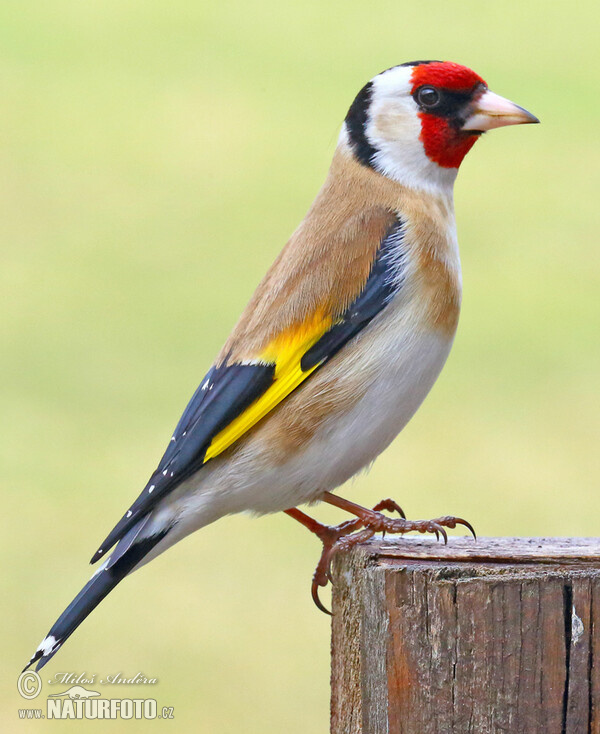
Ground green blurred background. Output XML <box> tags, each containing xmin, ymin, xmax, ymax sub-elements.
<box><xmin>2</xmin><ymin>1</ymin><xmax>598</xmax><ymax>731</ymax></box>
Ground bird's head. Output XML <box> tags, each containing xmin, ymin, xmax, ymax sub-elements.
<box><xmin>342</xmin><ymin>60</ymin><xmax>539</xmax><ymax>192</ymax></box>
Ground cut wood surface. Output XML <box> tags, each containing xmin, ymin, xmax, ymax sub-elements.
<box><xmin>330</xmin><ymin>537</ymin><xmax>600</xmax><ymax>734</ymax></box>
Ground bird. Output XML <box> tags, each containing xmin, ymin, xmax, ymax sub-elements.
<box><xmin>24</xmin><ymin>60</ymin><xmax>538</xmax><ymax>671</ymax></box>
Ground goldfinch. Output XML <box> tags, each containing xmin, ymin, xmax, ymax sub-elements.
<box><xmin>25</xmin><ymin>60</ymin><xmax>538</xmax><ymax>670</ymax></box>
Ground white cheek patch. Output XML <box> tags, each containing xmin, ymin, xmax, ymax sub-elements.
<box><xmin>363</xmin><ymin>66</ymin><xmax>458</xmax><ymax>194</ymax></box>
<box><xmin>371</xmin><ymin>99</ymin><xmax>420</xmax><ymax>145</ymax></box>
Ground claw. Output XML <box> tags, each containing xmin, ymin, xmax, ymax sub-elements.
<box><xmin>457</xmin><ymin>517</ymin><xmax>477</xmax><ymax>540</ymax></box>
<box><xmin>311</xmin><ymin>578</ymin><xmax>331</xmax><ymax>615</ymax></box>
<box><xmin>325</xmin><ymin>553</ymin><xmax>336</xmax><ymax>584</ymax></box>
<box><xmin>373</xmin><ymin>498</ymin><xmax>406</xmax><ymax>519</ymax></box>
<box><xmin>434</xmin><ymin>515</ymin><xmax>477</xmax><ymax>540</ymax></box>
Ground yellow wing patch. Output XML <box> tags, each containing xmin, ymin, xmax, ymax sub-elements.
<box><xmin>203</xmin><ymin>311</ymin><xmax>333</xmax><ymax>462</ymax></box>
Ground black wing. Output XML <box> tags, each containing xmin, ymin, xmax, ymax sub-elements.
<box><xmin>91</xmin><ymin>362</ymin><xmax>275</xmax><ymax>562</ymax></box>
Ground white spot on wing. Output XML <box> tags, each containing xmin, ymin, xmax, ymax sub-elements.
<box><xmin>148</xmin><ymin>485</ymin><xmax>155</xmax><ymax>493</ymax></box>
<box><xmin>38</xmin><ymin>635</ymin><xmax>60</xmax><ymax>656</ymax></box>
<box><xmin>91</xmin><ymin>556</ymin><xmax>110</xmax><ymax>577</ymax></box>
<box><xmin>126</xmin><ymin>510</ymin><xmax>132</xmax><ymax>518</ymax></box>
<box><xmin>238</xmin><ymin>358</ymin><xmax>270</xmax><ymax>366</ymax></box>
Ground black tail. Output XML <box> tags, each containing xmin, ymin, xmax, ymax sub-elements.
<box><xmin>24</xmin><ymin>520</ymin><xmax>167</xmax><ymax>672</ymax></box>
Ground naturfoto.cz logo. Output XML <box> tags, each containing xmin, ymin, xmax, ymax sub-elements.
<box><xmin>17</xmin><ymin>671</ymin><xmax>175</xmax><ymax>721</ymax></box>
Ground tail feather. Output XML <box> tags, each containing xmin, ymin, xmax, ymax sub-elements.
<box><xmin>24</xmin><ymin>523</ymin><xmax>168</xmax><ymax>672</ymax></box>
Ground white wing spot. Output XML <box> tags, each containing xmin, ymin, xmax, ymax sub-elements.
<box><xmin>39</xmin><ymin>635</ymin><xmax>60</xmax><ymax>656</ymax></box>
<box><xmin>162</xmin><ymin>469</ymin><xmax>168</xmax><ymax>476</ymax></box>
<box><xmin>149</xmin><ymin>485</ymin><xmax>155</xmax><ymax>493</ymax></box>
<box><xmin>238</xmin><ymin>358</ymin><xmax>269</xmax><ymax>366</ymax></box>
<box><xmin>201</xmin><ymin>379</ymin><xmax>210</xmax><ymax>390</ymax></box>
<box><xmin>126</xmin><ymin>510</ymin><xmax>132</xmax><ymax>518</ymax></box>
<box><xmin>92</xmin><ymin>556</ymin><xmax>110</xmax><ymax>577</ymax></box>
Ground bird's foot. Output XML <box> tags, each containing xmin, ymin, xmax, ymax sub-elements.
<box><xmin>309</xmin><ymin>499</ymin><xmax>406</xmax><ymax>614</ymax></box>
<box><xmin>285</xmin><ymin>497</ymin><xmax>475</xmax><ymax>615</ymax></box>
<box><xmin>322</xmin><ymin>490</ymin><xmax>475</xmax><ymax>545</ymax></box>
<box><xmin>316</xmin><ymin>492</ymin><xmax>476</xmax><ymax>614</ymax></box>
<box><xmin>342</xmin><ymin>510</ymin><xmax>477</xmax><ymax>545</ymax></box>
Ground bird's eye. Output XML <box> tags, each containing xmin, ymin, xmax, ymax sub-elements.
<box><xmin>416</xmin><ymin>86</ymin><xmax>441</xmax><ymax>109</ymax></box>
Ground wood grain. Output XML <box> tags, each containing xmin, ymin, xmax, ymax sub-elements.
<box><xmin>330</xmin><ymin>537</ymin><xmax>600</xmax><ymax>734</ymax></box>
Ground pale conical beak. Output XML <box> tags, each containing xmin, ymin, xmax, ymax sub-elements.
<box><xmin>461</xmin><ymin>89</ymin><xmax>539</xmax><ymax>132</ymax></box>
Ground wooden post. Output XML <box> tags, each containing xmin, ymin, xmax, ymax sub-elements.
<box><xmin>330</xmin><ymin>537</ymin><xmax>600</xmax><ymax>734</ymax></box>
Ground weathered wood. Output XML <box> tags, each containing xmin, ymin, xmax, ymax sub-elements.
<box><xmin>330</xmin><ymin>537</ymin><xmax>600</xmax><ymax>734</ymax></box>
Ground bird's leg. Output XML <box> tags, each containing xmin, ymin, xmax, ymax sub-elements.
<box><xmin>284</xmin><ymin>508</ymin><xmax>363</xmax><ymax>543</ymax></box>
<box><xmin>284</xmin><ymin>499</ymin><xmax>407</xmax><ymax>614</ymax></box>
